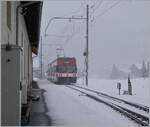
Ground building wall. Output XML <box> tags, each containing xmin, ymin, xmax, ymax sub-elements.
<box><xmin>1</xmin><ymin>1</ymin><xmax>32</xmax><ymax>103</ymax></box>
<box><xmin>0</xmin><ymin>3</ymin><xmax>1</xmax><ymax>43</ymax></box>
<box><xmin>0</xmin><ymin>2</ymin><xmax>2</xmax><ymax>125</ymax></box>
<box><xmin>1</xmin><ymin>1</ymin><xmax>34</xmax><ymax>125</ymax></box>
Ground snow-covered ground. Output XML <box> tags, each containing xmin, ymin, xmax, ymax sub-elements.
<box><xmin>35</xmin><ymin>78</ymin><xmax>147</xmax><ymax>126</ymax></box>
<box><xmin>77</xmin><ymin>77</ymin><xmax>150</xmax><ymax>106</ymax></box>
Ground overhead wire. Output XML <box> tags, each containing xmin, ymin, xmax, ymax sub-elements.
<box><xmin>63</xmin><ymin>18</ymin><xmax>86</xmax><ymax>46</ymax></box>
<box><xmin>60</xmin><ymin>3</ymin><xmax>87</xmax><ymax>46</ymax></box>
<box><xmin>90</xmin><ymin>0</ymin><xmax>103</xmax><ymax>17</ymax></box>
<box><xmin>44</xmin><ymin>1</ymin><xmax>88</xmax><ymax>65</ymax></box>
<box><xmin>45</xmin><ymin>1</ymin><xmax>92</xmax><ymax>79</ymax></box>
<box><xmin>45</xmin><ymin>0</ymin><xmax>86</xmax><ymax>44</ymax></box>
<box><xmin>63</xmin><ymin>0</ymin><xmax>86</xmax><ymax>17</ymax></box>
<box><xmin>94</xmin><ymin>0</ymin><xmax>121</xmax><ymax>22</ymax></box>
<box><xmin>90</xmin><ymin>0</ymin><xmax>99</xmax><ymax>9</ymax></box>
<box><xmin>47</xmin><ymin>0</ymin><xmax>122</xmax><ymax>48</ymax></box>
<box><xmin>64</xmin><ymin>20</ymin><xmax>76</xmax><ymax>45</ymax></box>
<box><xmin>52</xmin><ymin>1</ymin><xmax>86</xmax><ymax>45</ymax></box>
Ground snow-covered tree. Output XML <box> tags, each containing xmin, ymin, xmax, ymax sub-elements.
<box><xmin>110</xmin><ymin>64</ymin><xmax>126</xmax><ymax>79</ymax></box>
<box><xmin>110</xmin><ymin>64</ymin><xmax>119</xmax><ymax>79</ymax></box>
<box><xmin>146</xmin><ymin>62</ymin><xmax>149</xmax><ymax>77</ymax></box>
<box><xmin>141</xmin><ymin>60</ymin><xmax>147</xmax><ymax>79</ymax></box>
<box><xmin>129</xmin><ymin>64</ymin><xmax>141</xmax><ymax>78</ymax></box>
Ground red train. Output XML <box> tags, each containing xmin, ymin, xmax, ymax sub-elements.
<box><xmin>47</xmin><ymin>57</ymin><xmax>77</xmax><ymax>84</ymax></box>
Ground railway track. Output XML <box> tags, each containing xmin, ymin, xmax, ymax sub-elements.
<box><xmin>66</xmin><ymin>85</ymin><xmax>149</xmax><ymax>126</ymax></box>
<box><xmin>73</xmin><ymin>85</ymin><xmax>149</xmax><ymax>113</ymax></box>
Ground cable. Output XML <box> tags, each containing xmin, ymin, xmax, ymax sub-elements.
<box><xmin>45</xmin><ymin>21</ymin><xmax>72</xmax><ymax>45</ymax></box>
<box><xmin>64</xmin><ymin>20</ymin><xmax>85</xmax><ymax>46</ymax></box>
<box><xmin>64</xmin><ymin>20</ymin><xmax>76</xmax><ymax>45</ymax></box>
<box><xmin>95</xmin><ymin>0</ymin><xmax>121</xmax><ymax>19</ymax></box>
<box><xmin>63</xmin><ymin>0</ymin><xmax>86</xmax><ymax>17</ymax></box>
<box><xmin>53</xmin><ymin>16</ymin><xmax>81</xmax><ymax>44</ymax></box>
<box><xmin>90</xmin><ymin>0</ymin><xmax>103</xmax><ymax>17</ymax></box>
<box><xmin>90</xmin><ymin>0</ymin><xmax>122</xmax><ymax>26</ymax></box>
<box><xmin>60</xmin><ymin>22</ymin><xmax>70</xmax><ymax>34</ymax></box>
<box><xmin>45</xmin><ymin>2</ymin><xmax>87</xmax><ymax>59</ymax></box>
<box><xmin>90</xmin><ymin>0</ymin><xmax>99</xmax><ymax>9</ymax></box>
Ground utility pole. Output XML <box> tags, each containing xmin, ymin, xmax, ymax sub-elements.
<box><xmin>86</xmin><ymin>5</ymin><xmax>89</xmax><ymax>86</ymax></box>
<box><xmin>40</xmin><ymin>36</ymin><xmax>42</xmax><ymax>79</ymax></box>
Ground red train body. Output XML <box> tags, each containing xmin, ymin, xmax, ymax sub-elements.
<box><xmin>47</xmin><ymin>57</ymin><xmax>77</xmax><ymax>84</ymax></box>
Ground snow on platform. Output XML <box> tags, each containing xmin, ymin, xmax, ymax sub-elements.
<box><xmin>36</xmin><ymin>79</ymin><xmax>139</xmax><ymax>127</ymax></box>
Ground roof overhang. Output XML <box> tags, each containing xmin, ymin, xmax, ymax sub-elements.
<box><xmin>21</xmin><ymin>1</ymin><xmax>43</xmax><ymax>54</ymax></box>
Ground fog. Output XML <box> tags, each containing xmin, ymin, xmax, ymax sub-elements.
<box><xmin>34</xmin><ymin>0</ymin><xmax>150</xmax><ymax>78</ymax></box>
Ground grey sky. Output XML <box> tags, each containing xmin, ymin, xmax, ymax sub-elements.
<box><xmin>34</xmin><ymin>0</ymin><xmax>150</xmax><ymax>77</ymax></box>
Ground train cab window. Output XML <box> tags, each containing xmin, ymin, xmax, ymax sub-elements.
<box><xmin>57</xmin><ymin>66</ymin><xmax>77</xmax><ymax>73</ymax></box>
<box><xmin>67</xmin><ymin>66</ymin><xmax>77</xmax><ymax>73</ymax></box>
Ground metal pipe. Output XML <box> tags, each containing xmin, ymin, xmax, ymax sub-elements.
<box><xmin>86</xmin><ymin>5</ymin><xmax>89</xmax><ymax>86</ymax></box>
<box><xmin>40</xmin><ymin>36</ymin><xmax>42</xmax><ymax>79</ymax></box>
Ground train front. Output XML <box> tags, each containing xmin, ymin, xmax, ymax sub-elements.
<box><xmin>56</xmin><ymin>57</ymin><xmax>77</xmax><ymax>84</ymax></box>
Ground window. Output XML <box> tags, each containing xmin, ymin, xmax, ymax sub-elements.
<box><xmin>57</xmin><ymin>66</ymin><xmax>77</xmax><ymax>73</ymax></box>
<box><xmin>7</xmin><ymin>2</ymin><xmax>11</xmax><ymax>30</ymax></box>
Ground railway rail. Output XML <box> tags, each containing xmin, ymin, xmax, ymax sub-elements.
<box><xmin>66</xmin><ymin>85</ymin><xmax>149</xmax><ymax>126</ymax></box>
<box><xmin>73</xmin><ymin>85</ymin><xmax>149</xmax><ymax>113</ymax></box>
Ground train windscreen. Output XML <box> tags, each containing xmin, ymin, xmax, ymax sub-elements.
<box><xmin>57</xmin><ymin>66</ymin><xmax>77</xmax><ymax>73</ymax></box>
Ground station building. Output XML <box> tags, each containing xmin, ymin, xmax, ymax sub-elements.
<box><xmin>0</xmin><ymin>1</ymin><xmax>42</xmax><ymax>125</ymax></box>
